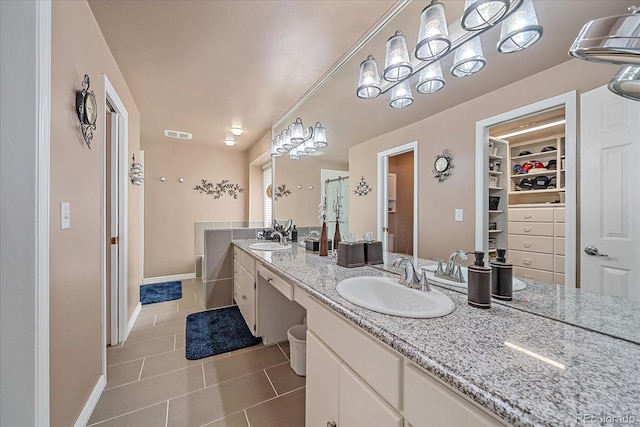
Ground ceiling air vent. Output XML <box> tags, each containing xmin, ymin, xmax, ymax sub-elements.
<box><xmin>164</xmin><ymin>129</ymin><xmax>192</xmax><ymax>140</ymax></box>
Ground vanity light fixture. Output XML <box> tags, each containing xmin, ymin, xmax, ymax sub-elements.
<box><xmin>129</xmin><ymin>154</ymin><xmax>143</xmax><ymax>186</ymax></box>
<box><xmin>271</xmin><ymin>118</ymin><xmax>328</xmax><ymax>160</ymax></box>
<box><xmin>570</xmin><ymin>6</ymin><xmax>640</xmax><ymax>101</ymax></box>
<box><xmin>356</xmin><ymin>0</ymin><xmax>542</xmax><ymax>109</ymax></box>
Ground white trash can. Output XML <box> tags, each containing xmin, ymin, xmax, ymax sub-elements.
<box><xmin>287</xmin><ymin>324</ymin><xmax>307</xmax><ymax>376</ymax></box>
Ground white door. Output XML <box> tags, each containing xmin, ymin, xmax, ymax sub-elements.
<box><xmin>109</xmin><ymin>111</ymin><xmax>121</xmax><ymax>345</ymax></box>
<box><xmin>580</xmin><ymin>86</ymin><xmax>640</xmax><ymax>299</ymax></box>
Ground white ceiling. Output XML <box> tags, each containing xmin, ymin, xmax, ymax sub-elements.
<box><xmin>88</xmin><ymin>1</ymin><xmax>633</xmax><ymax>159</ymax></box>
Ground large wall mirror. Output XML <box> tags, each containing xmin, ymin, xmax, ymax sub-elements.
<box><xmin>268</xmin><ymin>0</ymin><xmax>639</xmax><ymax>344</ymax></box>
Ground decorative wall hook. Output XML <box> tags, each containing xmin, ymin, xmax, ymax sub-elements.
<box><xmin>129</xmin><ymin>154</ymin><xmax>143</xmax><ymax>186</ymax></box>
<box><xmin>75</xmin><ymin>74</ymin><xmax>97</xmax><ymax>149</ymax></box>
<box><xmin>194</xmin><ymin>179</ymin><xmax>245</xmax><ymax>199</ymax></box>
<box><xmin>160</xmin><ymin>177</ymin><xmax>166</xmax><ymax>182</ymax></box>
<box><xmin>353</xmin><ymin>176</ymin><xmax>372</xmax><ymax>196</ymax></box>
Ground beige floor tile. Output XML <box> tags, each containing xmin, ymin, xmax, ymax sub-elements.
<box><xmin>106</xmin><ymin>359</ymin><xmax>143</xmax><ymax>389</ymax></box>
<box><xmin>201</xmin><ymin>411</ymin><xmax>248</xmax><ymax>427</ymax></box>
<box><xmin>265</xmin><ymin>362</ymin><xmax>306</xmax><ymax>395</ymax></box>
<box><xmin>87</xmin><ymin>401</ymin><xmax>167</xmax><ymax>427</ymax></box>
<box><xmin>245</xmin><ymin>388</ymin><xmax>305</xmax><ymax>427</ymax></box>
<box><xmin>277</xmin><ymin>341</ymin><xmax>290</xmax><ymax>359</ymax></box>
<box><xmin>155</xmin><ymin>307</ymin><xmax>203</xmax><ymax>327</ymax></box>
<box><xmin>126</xmin><ymin>321</ymin><xmax>185</xmax><ymax>345</ymax></box>
<box><xmin>175</xmin><ymin>332</ymin><xmax>185</xmax><ymax>350</ymax></box>
<box><xmin>203</xmin><ymin>345</ymin><xmax>287</xmax><ymax>386</ymax></box>
<box><xmin>141</xmin><ymin>348</ymin><xmax>229</xmax><ymax>379</ymax></box>
<box><xmin>167</xmin><ymin>371</ymin><xmax>276</xmax><ymax>427</ymax></box>
<box><xmin>107</xmin><ymin>335</ymin><xmax>175</xmax><ymax>367</ymax></box>
<box><xmin>140</xmin><ymin>300</ymin><xmax>179</xmax><ymax>316</ymax></box>
<box><xmin>88</xmin><ymin>365</ymin><xmax>205</xmax><ymax>424</ymax></box>
<box><xmin>132</xmin><ymin>315</ymin><xmax>156</xmax><ymax>330</ymax></box>
<box><xmin>230</xmin><ymin>341</ymin><xmax>265</xmax><ymax>355</ymax></box>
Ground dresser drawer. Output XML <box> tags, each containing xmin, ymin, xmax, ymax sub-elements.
<box><xmin>514</xmin><ymin>266</ymin><xmax>554</xmax><ymax>283</ymax></box>
<box><xmin>509</xmin><ymin>208</ymin><xmax>554</xmax><ymax>222</ymax></box>
<box><xmin>555</xmin><ymin>255</ymin><xmax>565</xmax><ymax>274</ymax></box>
<box><xmin>233</xmin><ymin>247</ymin><xmax>255</xmax><ymax>273</ymax></box>
<box><xmin>555</xmin><ymin>207</ymin><xmax>565</xmax><ymax>223</ymax></box>
<box><xmin>508</xmin><ymin>221</ymin><xmax>554</xmax><ymax>237</ymax></box>
<box><xmin>555</xmin><ymin>238</ymin><xmax>565</xmax><ymax>256</ymax></box>
<box><xmin>555</xmin><ymin>223</ymin><xmax>565</xmax><ymax>237</ymax></box>
<box><xmin>509</xmin><ymin>250</ymin><xmax>554</xmax><ymax>271</ymax></box>
<box><xmin>555</xmin><ymin>273</ymin><xmax>565</xmax><ymax>285</ymax></box>
<box><xmin>508</xmin><ymin>234</ymin><xmax>553</xmax><ymax>254</ymax></box>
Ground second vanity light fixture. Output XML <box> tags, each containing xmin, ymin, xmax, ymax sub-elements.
<box><xmin>357</xmin><ymin>0</ymin><xmax>543</xmax><ymax>109</ymax></box>
<box><xmin>270</xmin><ymin>118</ymin><xmax>328</xmax><ymax>160</ymax></box>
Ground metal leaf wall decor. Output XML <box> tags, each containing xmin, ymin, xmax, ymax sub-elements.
<box><xmin>274</xmin><ymin>184</ymin><xmax>291</xmax><ymax>200</ymax></box>
<box><xmin>194</xmin><ymin>179</ymin><xmax>245</xmax><ymax>199</ymax></box>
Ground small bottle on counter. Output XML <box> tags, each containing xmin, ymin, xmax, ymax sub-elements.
<box><xmin>291</xmin><ymin>225</ymin><xmax>298</xmax><ymax>242</ymax></box>
<box><xmin>491</xmin><ymin>249</ymin><xmax>513</xmax><ymax>301</ymax></box>
<box><xmin>467</xmin><ymin>251</ymin><xmax>491</xmax><ymax>309</ymax></box>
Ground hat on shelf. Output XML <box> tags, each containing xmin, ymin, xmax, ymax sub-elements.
<box><xmin>541</xmin><ymin>146</ymin><xmax>557</xmax><ymax>152</ymax></box>
<box><xmin>518</xmin><ymin>150</ymin><xmax>532</xmax><ymax>156</ymax></box>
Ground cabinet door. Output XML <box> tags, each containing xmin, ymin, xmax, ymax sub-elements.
<box><xmin>306</xmin><ymin>332</ymin><xmax>340</xmax><ymax>427</ymax></box>
<box><xmin>234</xmin><ymin>259</ymin><xmax>255</xmax><ymax>333</ymax></box>
<box><xmin>339</xmin><ymin>363</ymin><xmax>403</xmax><ymax>427</ymax></box>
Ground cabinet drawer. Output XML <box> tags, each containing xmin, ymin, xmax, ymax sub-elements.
<box><xmin>509</xmin><ymin>250</ymin><xmax>553</xmax><ymax>271</ymax></box>
<box><xmin>509</xmin><ymin>208</ymin><xmax>554</xmax><ymax>222</ymax></box>
<box><xmin>257</xmin><ymin>264</ymin><xmax>293</xmax><ymax>300</ymax></box>
<box><xmin>308</xmin><ymin>298</ymin><xmax>402</xmax><ymax>409</ymax></box>
<box><xmin>508</xmin><ymin>234</ymin><xmax>553</xmax><ymax>254</ymax></box>
<box><xmin>514</xmin><ymin>266</ymin><xmax>554</xmax><ymax>283</ymax></box>
<box><xmin>234</xmin><ymin>281</ymin><xmax>255</xmax><ymax>334</ymax></box>
<box><xmin>555</xmin><ymin>273</ymin><xmax>565</xmax><ymax>285</ymax></box>
<box><xmin>508</xmin><ymin>221</ymin><xmax>554</xmax><ymax>237</ymax></box>
<box><xmin>556</xmin><ymin>255</ymin><xmax>565</xmax><ymax>274</ymax></box>
<box><xmin>233</xmin><ymin>247</ymin><xmax>255</xmax><ymax>274</ymax></box>
<box><xmin>555</xmin><ymin>223</ymin><xmax>565</xmax><ymax>237</ymax></box>
<box><xmin>404</xmin><ymin>363</ymin><xmax>504</xmax><ymax>426</ymax></box>
<box><xmin>555</xmin><ymin>238</ymin><xmax>565</xmax><ymax>256</ymax></box>
<box><xmin>555</xmin><ymin>207</ymin><xmax>565</xmax><ymax>223</ymax></box>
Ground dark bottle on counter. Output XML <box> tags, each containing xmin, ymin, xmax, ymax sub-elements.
<box><xmin>491</xmin><ymin>249</ymin><xmax>513</xmax><ymax>301</ymax></box>
<box><xmin>468</xmin><ymin>251</ymin><xmax>491</xmax><ymax>309</ymax></box>
<box><xmin>291</xmin><ymin>225</ymin><xmax>298</xmax><ymax>242</ymax></box>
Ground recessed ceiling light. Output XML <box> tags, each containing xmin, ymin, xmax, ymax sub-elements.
<box><xmin>496</xmin><ymin>119</ymin><xmax>565</xmax><ymax>139</ymax></box>
<box><xmin>224</xmin><ymin>137</ymin><xmax>236</xmax><ymax>147</ymax></box>
<box><xmin>230</xmin><ymin>126</ymin><xmax>243</xmax><ymax>136</ymax></box>
<box><xmin>164</xmin><ymin>129</ymin><xmax>192</xmax><ymax>140</ymax></box>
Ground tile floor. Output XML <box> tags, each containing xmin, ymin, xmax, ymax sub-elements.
<box><xmin>88</xmin><ymin>279</ymin><xmax>305</xmax><ymax>427</ymax></box>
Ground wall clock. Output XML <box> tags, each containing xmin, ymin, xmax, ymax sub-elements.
<box><xmin>433</xmin><ymin>149</ymin><xmax>453</xmax><ymax>183</ymax></box>
<box><xmin>76</xmin><ymin>74</ymin><xmax>97</xmax><ymax>149</ymax></box>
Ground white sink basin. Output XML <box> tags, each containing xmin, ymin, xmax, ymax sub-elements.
<box><xmin>336</xmin><ymin>276</ymin><xmax>455</xmax><ymax>319</ymax></box>
<box><xmin>249</xmin><ymin>242</ymin><xmax>292</xmax><ymax>251</ymax></box>
<box><xmin>420</xmin><ymin>265</ymin><xmax>527</xmax><ymax>291</ymax></box>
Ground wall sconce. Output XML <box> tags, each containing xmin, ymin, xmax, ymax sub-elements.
<box><xmin>129</xmin><ymin>155</ymin><xmax>143</xmax><ymax>186</ymax></box>
<box><xmin>353</xmin><ymin>176</ymin><xmax>372</xmax><ymax>196</ymax></box>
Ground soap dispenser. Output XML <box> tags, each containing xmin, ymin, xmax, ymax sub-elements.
<box><xmin>490</xmin><ymin>249</ymin><xmax>513</xmax><ymax>301</ymax></box>
<box><xmin>467</xmin><ymin>251</ymin><xmax>491</xmax><ymax>309</ymax></box>
<box><xmin>291</xmin><ymin>225</ymin><xmax>298</xmax><ymax>242</ymax></box>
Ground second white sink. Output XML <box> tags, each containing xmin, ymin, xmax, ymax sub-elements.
<box><xmin>249</xmin><ymin>242</ymin><xmax>292</xmax><ymax>251</ymax></box>
<box><xmin>336</xmin><ymin>276</ymin><xmax>455</xmax><ymax>319</ymax></box>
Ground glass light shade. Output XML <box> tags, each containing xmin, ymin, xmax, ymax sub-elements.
<box><xmin>389</xmin><ymin>80</ymin><xmax>414</xmax><ymax>109</ymax></box>
<box><xmin>304</xmin><ymin>138</ymin><xmax>317</xmax><ymax>153</ymax></box>
<box><xmin>451</xmin><ymin>37</ymin><xmax>486</xmax><ymax>77</ymax></box>
<box><xmin>313</xmin><ymin>122</ymin><xmax>328</xmax><ymax>148</ymax></box>
<box><xmin>281</xmin><ymin>129</ymin><xmax>293</xmax><ymax>150</ymax></box>
<box><xmin>271</xmin><ymin>139</ymin><xmax>282</xmax><ymax>157</ymax></box>
<box><xmin>608</xmin><ymin>65</ymin><xmax>640</xmax><ymax>101</ymax></box>
<box><xmin>497</xmin><ymin>0</ymin><xmax>543</xmax><ymax>53</ymax></box>
<box><xmin>417</xmin><ymin>61</ymin><xmax>446</xmax><ymax>94</ymax></box>
<box><xmin>289</xmin><ymin>148</ymin><xmax>300</xmax><ymax>160</ymax></box>
<box><xmin>296</xmin><ymin>144</ymin><xmax>307</xmax><ymax>157</ymax></box>
<box><xmin>415</xmin><ymin>2</ymin><xmax>451</xmax><ymax>61</ymax></box>
<box><xmin>461</xmin><ymin>0</ymin><xmax>509</xmax><ymax>31</ymax></box>
<box><xmin>569</xmin><ymin>11</ymin><xmax>640</xmax><ymax>65</ymax></box>
<box><xmin>357</xmin><ymin>55</ymin><xmax>382</xmax><ymax>99</ymax></box>
<box><xmin>383</xmin><ymin>31</ymin><xmax>413</xmax><ymax>82</ymax></box>
<box><xmin>275</xmin><ymin>135</ymin><xmax>287</xmax><ymax>153</ymax></box>
<box><xmin>290</xmin><ymin>119</ymin><xmax>304</xmax><ymax>144</ymax></box>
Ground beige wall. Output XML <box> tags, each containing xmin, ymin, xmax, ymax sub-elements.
<box><xmin>142</xmin><ymin>140</ymin><xmax>248</xmax><ymax>277</ymax></box>
<box><xmin>349</xmin><ymin>59</ymin><xmax>613</xmax><ymax>262</ymax></box>
<box><xmin>51</xmin><ymin>1</ymin><xmax>141</xmax><ymax>426</ymax></box>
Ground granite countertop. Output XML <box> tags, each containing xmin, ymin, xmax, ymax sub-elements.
<box><xmin>233</xmin><ymin>240</ymin><xmax>640</xmax><ymax>427</ymax></box>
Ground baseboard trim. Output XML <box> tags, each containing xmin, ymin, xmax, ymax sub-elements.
<box><xmin>74</xmin><ymin>374</ymin><xmax>106</xmax><ymax>427</ymax></box>
<box><xmin>142</xmin><ymin>273</ymin><xmax>195</xmax><ymax>285</ymax></box>
<box><xmin>127</xmin><ymin>302</ymin><xmax>142</xmax><ymax>337</ymax></box>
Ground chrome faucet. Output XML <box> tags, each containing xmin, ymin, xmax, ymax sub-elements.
<box><xmin>272</xmin><ymin>231</ymin><xmax>287</xmax><ymax>245</ymax></box>
<box><xmin>392</xmin><ymin>257</ymin><xmax>431</xmax><ymax>292</ymax></box>
<box><xmin>435</xmin><ymin>250</ymin><xmax>468</xmax><ymax>283</ymax></box>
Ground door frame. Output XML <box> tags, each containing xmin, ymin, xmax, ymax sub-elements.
<box><xmin>474</xmin><ymin>91</ymin><xmax>577</xmax><ymax>286</ymax></box>
<box><xmin>377</xmin><ymin>141</ymin><xmax>419</xmax><ymax>256</ymax></box>
<box><xmin>101</xmin><ymin>74</ymin><xmax>129</xmax><ymax>355</ymax></box>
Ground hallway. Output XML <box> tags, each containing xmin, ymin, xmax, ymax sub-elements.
<box><xmin>88</xmin><ymin>279</ymin><xmax>305</xmax><ymax>426</ymax></box>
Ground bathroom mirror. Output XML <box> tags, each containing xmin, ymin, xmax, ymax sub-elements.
<box><xmin>268</xmin><ymin>0</ymin><xmax>640</xmax><ymax>344</ymax></box>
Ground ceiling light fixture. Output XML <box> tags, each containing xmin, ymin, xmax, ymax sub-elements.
<box><xmin>570</xmin><ymin>6</ymin><xmax>640</xmax><ymax>101</ymax></box>
<box><xmin>224</xmin><ymin>137</ymin><xmax>236</xmax><ymax>147</ymax></box>
<box><xmin>230</xmin><ymin>126</ymin><xmax>243</xmax><ymax>136</ymax></box>
<box><xmin>356</xmin><ymin>0</ymin><xmax>542</xmax><ymax>109</ymax></box>
<box><xmin>270</xmin><ymin>118</ymin><xmax>327</xmax><ymax>160</ymax></box>
<box><xmin>496</xmin><ymin>119</ymin><xmax>565</xmax><ymax>138</ymax></box>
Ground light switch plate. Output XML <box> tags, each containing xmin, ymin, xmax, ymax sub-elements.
<box><xmin>61</xmin><ymin>202</ymin><xmax>70</xmax><ymax>230</ymax></box>
<box><xmin>455</xmin><ymin>209</ymin><xmax>463</xmax><ymax>222</ymax></box>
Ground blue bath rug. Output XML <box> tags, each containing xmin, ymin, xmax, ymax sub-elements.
<box><xmin>185</xmin><ymin>306</ymin><xmax>262</xmax><ymax>360</ymax></box>
<box><xmin>140</xmin><ymin>281</ymin><xmax>182</xmax><ymax>305</ymax></box>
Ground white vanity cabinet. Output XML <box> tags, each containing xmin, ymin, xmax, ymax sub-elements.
<box><xmin>233</xmin><ymin>247</ymin><xmax>256</xmax><ymax>334</ymax></box>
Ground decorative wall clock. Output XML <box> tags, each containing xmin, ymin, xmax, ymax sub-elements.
<box><xmin>433</xmin><ymin>149</ymin><xmax>453</xmax><ymax>183</ymax></box>
<box><xmin>76</xmin><ymin>74</ymin><xmax>97</xmax><ymax>149</ymax></box>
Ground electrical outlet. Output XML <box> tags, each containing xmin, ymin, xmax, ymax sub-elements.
<box><xmin>455</xmin><ymin>209</ymin><xmax>463</xmax><ymax>222</ymax></box>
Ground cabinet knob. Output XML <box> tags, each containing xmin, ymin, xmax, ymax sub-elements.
<box><xmin>242</xmin><ymin>295</ymin><xmax>247</xmax><ymax>300</ymax></box>
<box><xmin>524</xmin><ymin>214</ymin><xmax>532</xmax><ymax>219</ymax></box>
<box><xmin>267</xmin><ymin>277</ymin><xmax>273</xmax><ymax>283</ymax></box>
<box><xmin>523</xmin><ymin>242</ymin><xmax>532</xmax><ymax>248</ymax></box>
<box><xmin>524</xmin><ymin>227</ymin><xmax>532</xmax><ymax>232</ymax></box>
<box><xmin>523</xmin><ymin>259</ymin><xmax>532</xmax><ymax>265</ymax></box>
<box><xmin>327</xmin><ymin>422</ymin><xmax>337</xmax><ymax>427</ymax></box>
